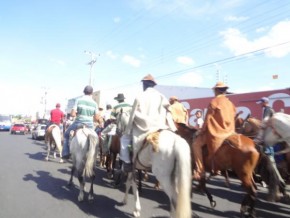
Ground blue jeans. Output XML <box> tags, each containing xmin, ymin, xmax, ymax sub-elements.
<box><xmin>62</xmin><ymin>121</ymin><xmax>94</xmax><ymax>157</ymax></box>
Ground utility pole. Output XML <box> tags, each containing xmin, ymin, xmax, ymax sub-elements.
<box><xmin>84</xmin><ymin>50</ymin><xmax>99</xmax><ymax>86</ymax></box>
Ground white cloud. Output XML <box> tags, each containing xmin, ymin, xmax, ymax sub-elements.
<box><xmin>176</xmin><ymin>56</ymin><xmax>194</xmax><ymax>65</ymax></box>
<box><xmin>177</xmin><ymin>71</ymin><xmax>203</xmax><ymax>86</ymax></box>
<box><xmin>122</xmin><ymin>55</ymin><xmax>141</xmax><ymax>67</ymax></box>
<box><xmin>224</xmin><ymin>15</ymin><xmax>248</xmax><ymax>22</ymax></box>
<box><xmin>256</xmin><ymin>27</ymin><xmax>267</xmax><ymax>33</ymax></box>
<box><xmin>106</xmin><ymin>50</ymin><xmax>118</xmax><ymax>59</ymax></box>
<box><xmin>221</xmin><ymin>20</ymin><xmax>290</xmax><ymax>58</ymax></box>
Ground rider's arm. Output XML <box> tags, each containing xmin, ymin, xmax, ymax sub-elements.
<box><xmin>70</xmin><ymin>109</ymin><xmax>77</xmax><ymax>117</ymax></box>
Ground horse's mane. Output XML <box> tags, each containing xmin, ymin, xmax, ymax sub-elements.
<box><xmin>247</xmin><ymin>117</ymin><xmax>262</xmax><ymax>129</ymax></box>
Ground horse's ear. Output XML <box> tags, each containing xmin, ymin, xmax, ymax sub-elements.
<box><xmin>246</xmin><ymin>113</ymin><xmax>251</xmax><ymax>120</ymax></box>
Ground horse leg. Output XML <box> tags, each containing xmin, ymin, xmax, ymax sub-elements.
<box><xmin>122</xmin><ymin>172</ymin><xmax>132</xmax><ymax>204</ymax></box>
<box><xmin>131</xmin><ymin>172</ymin><xmax>141</xmax><ymax>217</ymax></box>
<box><xmin>88</xmin><ymin>174</ymin><xmax>95</xmax><ymax>203</ymax></box>
<box><xmin>239</xmin><ymin>176</ymin><xmax>257</xmax><ymax>217</ymax></box>
<box><xmin>45</xmin><ymin>144</ymin><xmax>50</xmax><ymax>161</ymax></box>
<box><xmin>68</xmin><ymin>166</ymin><xmax>75</xmax><ymax>186</ymax></box>
<box><xmin>137</xmin><ymin>169</ymin><xmax>142</xmax><ymax>192</ymax></box>
<box><xmin>78</xmin><ymin>173</ymin><xmax>85</xmax><ymax>202</ymax></box>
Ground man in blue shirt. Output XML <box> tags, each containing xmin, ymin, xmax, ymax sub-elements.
<box><xmin>62</xmin><ymin>85</ymin><xmax>99</xmax><ymax>159</ymax></box>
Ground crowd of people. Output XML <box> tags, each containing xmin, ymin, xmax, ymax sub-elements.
<box><xmin>44</xmin><ymin>74</ymin><xmax>290</xmax><ymax>186</ymax></box>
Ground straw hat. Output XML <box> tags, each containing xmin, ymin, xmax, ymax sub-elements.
<box><xmin>212</xmin><ymin>81</ymin><xmax>228</xmax><ymax>89</ymax></box>
<box><xmin>141</xmin><ymin>74</ymin><xmax>157</xmax><ymax>85</ymax></box>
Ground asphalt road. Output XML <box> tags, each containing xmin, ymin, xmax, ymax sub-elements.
<box><xmin>0</xmin><ymin>131</ymin><xmax>289</xmax><ymax>218</ymax></box>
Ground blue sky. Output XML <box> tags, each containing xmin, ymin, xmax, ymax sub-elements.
<box><xmin>1</xmin><ymin>0</ymin><xmax>290</xmax><ymax>116</ymax></box>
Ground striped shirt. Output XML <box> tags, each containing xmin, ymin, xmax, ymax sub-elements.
<box><xmin>73</xmin><ymin>95</ymin><xmax>98</xmax><ymax>126</ymax></box>
<box><xmin>111</xmin><ymin>102</ymin><xmax>131</xmax><ymax>118</ymax></box>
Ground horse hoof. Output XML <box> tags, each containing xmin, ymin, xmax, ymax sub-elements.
<box><xmin>59</xmin><ymin>159</ymin><xmax>64</xmax><ymax>163</ymax></box>
<box><xmin>88</xmin><ymin>195</ymin><xmax>94</xmax><ymax>203</ymax></box>
<box><xmin>45</xmin><ymin>157</ymin><xmax>49</xmax><ymax>161</ymax></box>
<box><xmin>133</xmin><ymin>210</ymin><xmax>140</xmax><ymax>217</ymax></box>
<box><xmin>210</xmin><ymin>201</ymin><xmax>216</xmax><ymax>208</ymax></box>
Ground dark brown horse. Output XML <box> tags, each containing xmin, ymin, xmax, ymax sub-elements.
<box><xmin>177</xmin><ymin>123</ymin><xmax>259</xmax><ymax>217</ymax></box>
<box><xmin>100</xmin><ymin>134</ymin><xmax>121</xmax><ymax>178</ymax></box>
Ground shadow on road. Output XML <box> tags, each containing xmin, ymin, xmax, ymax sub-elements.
<box><xmin>23</xmin><ymin>170</ymin><xmax>131</xmax><ymax>218</ymax></box>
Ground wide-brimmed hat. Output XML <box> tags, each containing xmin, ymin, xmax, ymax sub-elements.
<box><xmin>256</xmin><ymin>97</ymin><xmax>269</xmax><ymax>104</ymax></box>
<box><xmin>212</xmin><ymin>81</ymin><xmax>228</xmax><ymax>89</ymax></box>
<box><xmin>141</xmin><ymin>74</ymin><xmax>157</xmax><ymax>85</ymax></box>
<box><xmin>114</xmin><ymin>93</ymin><xmax>125</xmax><ymax>101</ymax></box>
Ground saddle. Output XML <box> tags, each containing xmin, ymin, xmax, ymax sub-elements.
<box><xmin>223</xmin><ymin>134</ymin><xmax>244</xmax><ymax>149</ymax></box>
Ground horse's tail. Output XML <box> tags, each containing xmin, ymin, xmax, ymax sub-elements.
<box><xmin>52</xmin><ymin>126</ymin><xmax>62</xmax><ymax>151</ymax></box>
<box><xmin>174</xmin><ymin>136</ymin><xmax>192</xmax><ymax>218</ymax></box>
<box><xmin>84</xmin><ymin>133</ymin><xmax>98</xmax><ymax>178</ymax></box>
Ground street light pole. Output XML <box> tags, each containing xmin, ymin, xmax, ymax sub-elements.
<box><xmin>84</xmin><ymin>51</ymin><xmax>98</xmax><ymax>86</ymax></box>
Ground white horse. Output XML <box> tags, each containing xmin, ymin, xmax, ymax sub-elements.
<box><xmin>260</xmin><ymin>112</ymin><xmax>290</xmax><ymax>154</ymax></box>
<box><xmin>45</xmin><ymin>124</ymin><xmax>63</xmax><ymax>163</ymax></box>
<box><xmin>68</xmin><ymin>126</ymin><xmax>99</xmax><ymax>202</ymax></box>
<box><xmin>116</xmin><ymin>109</ymin><xmax>192</xmax><ymax>218</ymax></box>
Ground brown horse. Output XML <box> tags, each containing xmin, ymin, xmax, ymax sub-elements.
<box><xmin>99</xmin><ymin>134</ymin><xmax>121</xmax><ymax>178</ymax></box>
<box><xmin>177</xmin><ymin>123</ymin><xmax>259</xmax><ymax>217</ymax></box>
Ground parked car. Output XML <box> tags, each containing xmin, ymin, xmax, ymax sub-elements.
<box><xmin>32</xmin><ymin>124</ymin><xmax>46</xmax><ymax>140</ymax></box>
<box><xmin>10</xmin><ymin>124</ymin><xmax>28</xmax><ymax>135</ymax></box>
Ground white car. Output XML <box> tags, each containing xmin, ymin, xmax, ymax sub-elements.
<box><xmin>32</xmin><ymin>124</ymin><xmax>46</xmax><ymax>140</ymax></box>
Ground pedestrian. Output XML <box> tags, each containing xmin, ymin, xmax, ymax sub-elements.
<box><xmin>195</xmin><ymin>110</ymin><xmax>204</xmax><ymax>129</ymax></box>
<box><xmin>62</xmin><ymin>85</ymin><xmax>99</xmax><ymax>159</ymax></box>
<box><xmin>192</xmin><ymin>81</ymin><xmax>236</xmax><ymax>180</ymax></box>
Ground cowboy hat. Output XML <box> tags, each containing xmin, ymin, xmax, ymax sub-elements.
<box><xmin>114</xmin><ymin>93</ymin><xmax>125</xmax><ymax>101</ymax></box>
<box><xmin>141</xmin><ymin>74</ymin><xmax>157</xmax><ymax>85</ymax></box>
<box><xmin>212</xmin><ymin>81</ymin><xmax>228</xmax><ymax>89</ymax></box>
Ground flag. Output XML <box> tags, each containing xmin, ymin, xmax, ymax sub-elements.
<box><xmin>272</xmin><ymin>74</ymin><xmax>278</xmax><ymax>79</ymax></box>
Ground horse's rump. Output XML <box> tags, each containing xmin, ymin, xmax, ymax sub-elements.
<box><xmin>211</xmin><ymin>134</ymin><xmax>259</xmax><ymax>173</ymax></box>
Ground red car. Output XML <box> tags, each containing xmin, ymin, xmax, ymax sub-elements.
<box><xmin>10</xmin><ymin>124</ymin><xmax>28</xmax><ymax>135</ymax></box>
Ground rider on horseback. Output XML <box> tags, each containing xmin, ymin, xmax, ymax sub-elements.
<box><xmin>192</xmin><ymin>81</ymin><xmax>236</xmax><ymax>180</ymax></box>
<box><xmin>62</xmin><ymin>85</ymin><xmax>99</xmax><ymax>160</ymax></box>
<box><xmin>124</xmin><ymin>74</ymin><xmax>177</xmax><ymax>165</ymax></box>
<box><xmin>168</xmin><ymin>96</ymin><xmax>189</xmax><ymax>126</ymax></box>
<box><xmin>46</xmin><ymin>103</ymin><xmax>64</xmax><ymax>130</ymax></box>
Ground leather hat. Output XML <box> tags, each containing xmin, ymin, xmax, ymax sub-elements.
<box><xmin>114</xmin><ymin>93</ymin><xmax>125</xmax><ymax>101</ymax></box>
<box><xmin>212</xmin><ymin>81</ymin><xmax>228</xmax><ymax>89</ymax></box>
<box><xmin>141</xmin><ymin>74</ymin><xmax>157</xmax><ymax>85</ymax></box>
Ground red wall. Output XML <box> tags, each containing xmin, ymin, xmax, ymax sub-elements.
<box><xmin>181</xmin><ymin>88</ymin><xmax>290</xmax><ymax>126</ymax></box>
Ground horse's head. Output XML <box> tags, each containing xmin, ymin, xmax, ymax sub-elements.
<box><xmin>116</xmin><ymin>108</ymin><xmax>131</xmax><ymax>136</ymax></box>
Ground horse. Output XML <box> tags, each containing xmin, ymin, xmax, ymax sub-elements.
<box><xmin>116</xmin><ymin>109</ymin><xmax>192</xmax><ymax>218</ymax></box>
<box><xmin>67</xmin><ymin>126</ymin><xmax>99</xmax><ymax>202</ymax></box>
<box><xmin>235</xmin><ymin>114</ymin><xmax>290</xmax><ymax>201</ymax></box>
<box><xmin>100</xmin><ymin>133</ymin><xmax>121</xmax><ymax>178</ymax></box>
<box><xmin>195</xmin><ymin>134</ymin><xmax>259</xmax><ymax>217</ymax></box>
<box><xmin>260</xmin><ymin>112</ymin><xmax>290</xmax><ymax>153</ymax></box>
<box><xmin>44</xmin><ymin>124</ymin><xmax>63</xmax><ymax>163</ymax></box>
